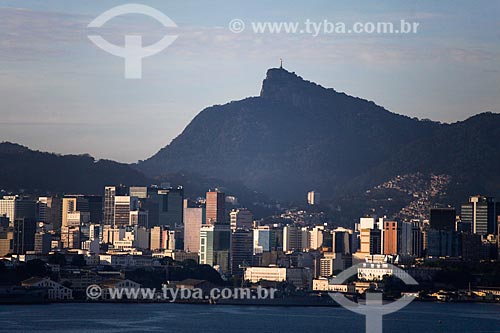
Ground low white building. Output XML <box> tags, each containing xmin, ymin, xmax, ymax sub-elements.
<box><xmin>357</xmin><ymin>262</ymin><xmax>406</xmax><ymax>281</ymax></box>
<box><xmin>312</xmin><ymin>278</ymin><xmax>356</xmax><ymax>293</ymax></box>
<box><xmin>99</xmin><ymin>254</ymin><xmax>153</xmax><ymax>267</ymax></box>
<box><xmin>244</xmin><ymin>266</ymin><xmax>312</xmax><ymax>289</ymax></box>
<box><xmin>22</xmin><ymin>277</ymin><xmax>73</xmax><ymax>300</ymax></box>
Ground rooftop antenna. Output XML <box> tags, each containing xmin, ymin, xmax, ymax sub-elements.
<box><xmin>280</xmin><ymin>58</ymin><xmax>283</xmax><ymax>69</ymax></box>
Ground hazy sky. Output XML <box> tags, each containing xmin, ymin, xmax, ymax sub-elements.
<box><xmin>0</xmin><ymin>0</ymin><xmax>498</xmax><ymax>162</ymax></box>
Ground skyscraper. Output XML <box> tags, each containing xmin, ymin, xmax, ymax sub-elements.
<box><xmin>34</xmin><ymin>231</ymin><xmax>52</xmax><ymax>254</ymax></box>
<box><xmin>253</xmin><ymin>226</ymin><xmax>269</xmax><ymax>254</ymax></box>
<box><xmin>430</xmin><ymin>207</ymin><xmax>456</xmax><ymax>231</ymax></box>
<box><xmin>0</xmin><ymin>196</ymin><xmax>36</xmax><ymax>224</ymax></box>
<box><xmin>206</xmin><ymin>191</ymin><xmax>225</xmax><ymax>225</ymax></box>
<box><xmin>103</xmin><ymin>186</ymin><xmax>127</xmax><ymax>226</ymax></box>
<box><xmin>61</xmin><ymin>197</ymin><xmax>77</xmax><ymax>229</ymax></box>
<box><xmin>37</xmin><ymin>197</ymin><xmax>62</xmax><ymax>230</ymax></box>
<box><xmin>383</xmin><ymin>221</ymin><xmax>400</xmax><ymax>255</ymax></box>
<box><xmin>400</xmin><ymin>220</ymin><xmax>423</xmax><ymax>257</ymax></box>
<box><xmin>309</xmin><ymin>226</ymin><xmax>325</xmax><ymax>250</ymax></box>
<box><xmin>84</xmin><ymin>195</ymin><xmax>103</xmax><ymax>224</ymax></box>
<box><xmin>283</xmin><ymin>225</ymin><xmax>303</xmax><ymax>252</ymax></box>
<box><xmin>199</xmin><ymin>224</ymin><xmax>230</xmax><ymax>267</ymax></box>
<box><xmin>360</xmin><ymin>228</ymin><xmax>382</xmax><ymax>255</ymax></box>
<box><xmin>12</xmin><ymin>217</ymin><xmax>37</xmax><ymax>254</ymax></box>
<box><xmin>150</xmin><ymin>226</ymin><xmax>163</xmax><ymax>251</ymax></box>
<box><xmin>229</xmin><ymin>208</ymin><xmax>253</xmax><ymax>230</ymax></box>
<box><xmin>103</xmin><ymin>186</ymin><xmax>116</xmax><ymax>226</ymax></box>
<box><xmin>183</xmin><ymin>199</ymin><xmax>205</xmax><ymax>253</ymax></box>
<box><xmin>332</xmin><ymin>228</ymin><xmax>352</xmax><ymax>254</ymax></box>
<box><xmin>307</xmin><ymin>191</ymin><xmax>320</xmax><ymax>205</ymax></box>
<box><xmin>157</xmin><ymin>187</ymin><xmax>184</xmax><ymax>227</ymax></box>
<box><xmin>230</xmin><ymin>229</ymin><xmax>253</xmax><ymax>276</ymax></box>
<box><xmin>461</xmin><ymin>195</ymin><xmax>497</xmax><ymax>235</ymax></box>
<box><xmin>114</xmin><ymin>196</ymin><xmax>138</xmax><ymax>227</ymax></box>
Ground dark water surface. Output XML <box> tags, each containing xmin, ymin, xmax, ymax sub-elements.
<box><xmin>0</xmin><ymin>302</ymin><xmax>498</xmax><ymax>332</ymax></box>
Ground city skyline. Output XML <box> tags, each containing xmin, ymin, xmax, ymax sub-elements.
<box><xmin>1</xmin><ymin>2</ymin><xmax>499</xmax><ymax>331</ymax></box>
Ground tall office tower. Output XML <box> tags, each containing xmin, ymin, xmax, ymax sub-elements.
<box><xmin>113</xmin><ymin>196</ymin><xmax>138</xmax><ymax>227</ymax></box>
<box><xmin>206</xmin><ymin>191</ymin><xmax>225</xmax><ymax>225</ymax></box>
<box><xmin>383</xmin><ymin>221</ymin><xmax>400</xmax><ymax>255</ymax></box>
<box><xmin>61</xmin><ymin>226</ymin><xmax>81</xmax><ymax>249</ymax></box>
<box><xmin>253</xmin><ymin>226</ymin><xmax>271</xmax><ymax>254</ymax></box>
<box><xmin>230</xmin><ymin>229</ymin><xmax>254</xmax><ymax>276</ymax></box>
<box><xmin>66</xmin><ymin>211</ymin><xmax>90</xmax><ymax>227</ymax></box>
<box><xmin>199</xmin><ymin>224</ymin><xmax>230</xmax><ymax>266</ymax></box>
<box><xmin>133</xmin><ymin>226</ymin><xmax>150</xmax><ymax>250</ymax></box>
<box><xmin>301</xmin><ymin>227</ymin><xmax>311</xmax><ymax>250</ymax></box>
<box><xmin>130</xmin><ymin>210</ymin><xmax>148</xmax><ymax>227</ymax></box>
<box><xmin>183</xmin><ymin>200</ymin><xmax>205</xmax><ymax>253</ymax></box>
<box><xmin>461</xmin><ymin>196</ymin><xmax>497</xmax><ymax>235</ymax></box>
<box><xmin>102</xmin><ymin>225</ymin><xmax>123</xmax><ymax>244</ymax></box>
<box><xmin>400</xmin><ymin>221</ymin><xmax>423</xmax><ymax>257</ymax></box>
<box><xmin>307</xmin><ymin>191</ymin><xmax>320</xmax><ymax>205</ymax></box>
<box><xmin>89</xmin><ymin>224</ymin><xmax>101</xmax><ymax>241</ymax></box>
<box><xmin>358</xmin><ymin>216</ymin><xmax>385</xmax><ymax>231</ymax></box>
<box><xmin>426</xmin><ymin>230</ymin><xmax>460</xmax><ymax>257</ymax></box>
<box><xmin>157</xmin><ymin>187</ymin><xmax>184</xmax><ymax>227</ymax></box>
<box><xmin>165</xmin><ymin>230</ymin><xmax>176</xmax><ymax>250</ymax></box>
<box><xmin>103</xmin><ymin>186</ymin><xmax>116</xmax><ymax>225</ymax></box>
<box><xmin>103</xmin><ymin>186</ymin><xmax>127</xmax><ymax>225</ymax></box>
<box><xmin>61</xmin><ymin>197</ymin><xmax>77</xmax><ymax>229</ymax></box>
<box><xmin>360</xmin><ymin>228</ymin><xmax>382</xmax><ymax>254</ymax></box>
<box><xmin>37</xmin><ymin>197</ymin><xmax>62</xmax><ymax>230</ymax></box>
<box><xmin>283</xmin><ymin>225</ymin><xmax>303</xmax><ymax>252</ymax></box>
<box><xmin>309</xmin><ymin>226</ymin><xmax>325</xmax><ymax>250</ymax></box>
<box><xmin>0</xmin><ymin>196</ymin><xmax>37</xmax><ymax>224</ymax></box>
<box><xmin>229</xmin><ymin>208</ymin><xmax>253</xmax><ymax>231</ymax></box>
<box><xmin>150</xmin><ymin>226</ymin><xmax>163</xmax><ymax>251</ymax></box>
<box><xmin>430</xmin><ymin>207</ymin><xmax>456</xmax><ymax>231</ymax></box>
<box><xmin>332</xmin><ymin>229</ymin><xmax>353</xmax><ymax>254</ymax></box>
<box><xmin>84</xmin><ymin>195</ymin><xmax>103</xmax><ymax>224</ymax></box>
<box><xmin>12</xmin><ymin>217</ymin><xmax>37</xmax><ymax>254</ymax></box>
<box><xmin>34</xmin><ymin>231</ymin><xmax>52</xmax><ymax>254</ymax></box>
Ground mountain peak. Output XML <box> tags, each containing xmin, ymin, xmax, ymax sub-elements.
<box><xmin>259</xmin><ymin>67</ymin><xmax>329</xmax><ymax>107</ymax></box>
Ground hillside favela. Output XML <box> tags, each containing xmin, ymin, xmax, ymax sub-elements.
<box><xmin>0</xmin><ymin>1</ymin><xmax>499</xmax><ymax>333</ymax></box>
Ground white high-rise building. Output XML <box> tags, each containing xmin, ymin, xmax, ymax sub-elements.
<box><xmin>307</xmin><ymin>191</ymin><xmax>320</xmax><ymax>205</ymax></box>
<box><xmin>309</xmin><ymin>226</ymin><xmax>325</xmax><ymax>250</ymax></box>
<box><xmin>0</xmin><ymin>196</ymin><xmax>36</xmax><ymax>224</ymax></box>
